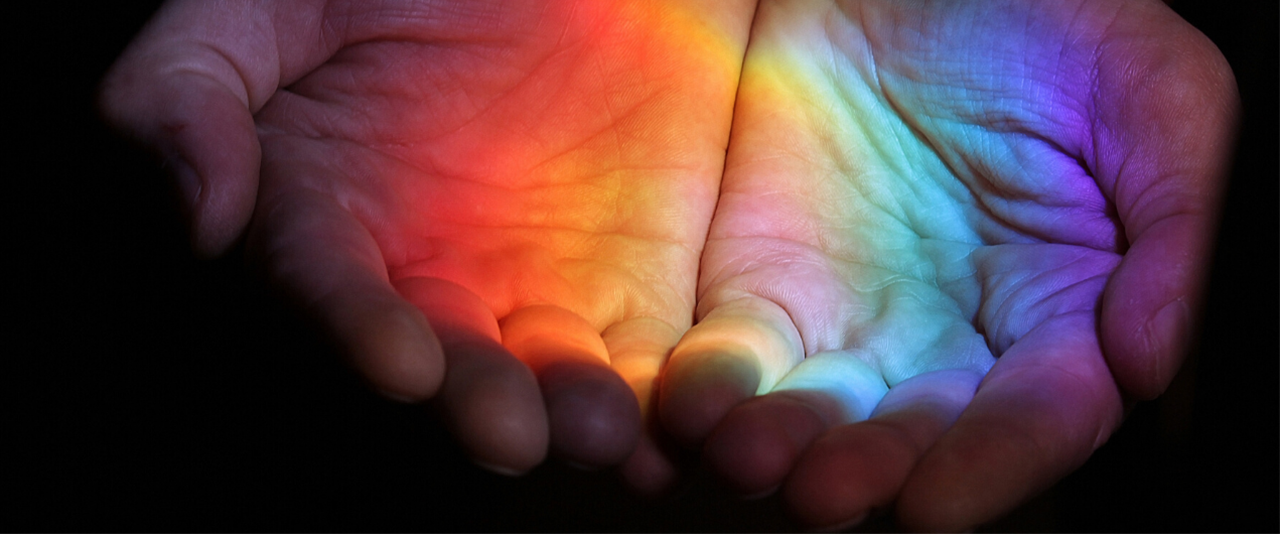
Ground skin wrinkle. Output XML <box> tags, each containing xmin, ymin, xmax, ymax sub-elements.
<box><xmin>269</xmin><ymin>2</ymin><xmax>334</xmax><ymax>84</ymax></box>
<box><xmin>382</xmin><ymin>214</ymin><xmax>699</xmax><ymax>329</ymax></box>
<box><xmin>515</xmin><ymin>94</ymin><xmax>675</xmax><ymax>182</ymax></box>
<box><xmin>119</xmin><ymin>0</ymin><xmax>1226</xmax><ymax>517</ymax></box>
<box><xmin>556</xmin><ymin>259</ymin><xmax>675</xmax><ymax>329</ymax></box>
<box><xmin>1093</xmin><ymin>28</ymin><xmax>1223</xmax><ymax>221</ymax></box>
<box><xmin>892</xmin><ymin>103</ymin><xmax>1078</xmax><ymax>249</ymax></box>
<box><xmin>105</xmin><ymin>0</ymin><xmax>1228</xmax><ymax>527</ymax></box>
<box><xmin>976</xmin><ymin>248</ymin><xmax>1117</xmax><ymax>353</ymax></box>
<box><xmin>696</xmin><ymin>4</ymin><xmax>1138</xmax><ymax>416</ymax></box>
<box><xmin>195</xmin><ymin>2</ymin><xmax>283</xmax><ymax>110</ymax></box>
<box><xmin>829</xmin><ymin>3</ymin><xmax>1121</xmax><ymax>252</ymax></box>
<box><xmin>121</xmin><ymin>3</ymin><xmax>1249</xmax><ymax>513</ymax></box>
<box><xmin>839</xmin><ymin>92</ymin><xmax>988</xmax><ymax>247</ymax></box>
<box><xmin>194</xmin><ymin>42</ymin><xmax>264</xmax><ymax>110</ymax></box>
<box><xmin>352</xmin><ymin>48</ymin><xmax>542</xmax><ymax>151</ymax></box>
<box><xmin>1027</xmin><ymin>271</ymin><xmax>1111</xmax><ymax>321</ymax></box>
<box><xmin>258</xmin><ymin>199</ymin><xmax>390</xmax><ymax>301</ymax></box>
<box><xmin>254</xmin><ymin>4</ymin><xmax>737</xmax><ymax>343</ymax></box>
<box><xmin>334</xmin><ymin>0</ymin><xmax>524</xmax><ymax>46</ymax></box>
<box><xmin>288</xmin><ymin>52</ymin><xmax>711</xmax><ymax>274</ymax></box>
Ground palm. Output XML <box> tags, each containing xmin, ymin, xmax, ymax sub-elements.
<box><xmin>249</xmin><ymin>0</ymin><xmax>749</xmax><ymax>470</ymax></box>
<box><xmin>662</xmin><ymin>0</ymin><xmax>1232</xmax><ymax>529</ymax></box>
<box><xmin>709</xmin><ymin>0</ymin><xmax>1126</xmax><ymax>396</ymax></box>
<box><xmin>258</xmin><ymin>4</ymin><xmax>718</xmax><ymax>333</ymax></box>
<box><xmin>103</xmin><ymin>0</ymin><xmax>1231</xmax><ymax>527</ymax></box>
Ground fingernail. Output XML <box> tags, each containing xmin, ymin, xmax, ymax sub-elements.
<box><xmin>474</xmin><ymin>460</ymin><xmax>529</xmax><ymax>477</ymax></box>
<box><xmin>814</xmin><ymin>511</ymin><xmax>868</xmax><ymax>532</ymax></box>
<box><xmin>741</xmin><ymin>484</ymin><xmax>779</xmax><ymax>500</ymax></box>
<box><xmin>376</xmin><ymin>388</ymin><xmax>419</xmax><ymax>404</ymax></box>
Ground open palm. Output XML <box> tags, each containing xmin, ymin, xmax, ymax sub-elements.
<box><xmin>102</xmin><ymin>0</ymin><xmax>1234</xmax><ymax>530</ymax></box>
<box><xmin>657</xmin><ymin>0</ymin><xmax>1234</xmax><ymax>529</ymax></box>
<box><xmin>228</xmin><ymin>0</ymin><xmax>753</xmax><ymax>473</ymax></box>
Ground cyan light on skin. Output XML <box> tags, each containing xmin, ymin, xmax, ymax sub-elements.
<box><xmin>693</xmin><ymin>1</ymin><xmax>1138</xmax><ymax>421</ymax></box>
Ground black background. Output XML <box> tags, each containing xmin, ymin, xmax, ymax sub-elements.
<box><xmin>10</xmin><ymin>1</ymin><xmax>1277</xmax><ymax>531</ymax></box>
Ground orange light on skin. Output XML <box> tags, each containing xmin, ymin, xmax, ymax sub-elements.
<box><xmin>378</xmin><ymin>0</ymin><xmax>745</xmax><ymax>324</ymax></box>
<box><xmin>258</xmin><ymin>1</ymin><xmax>753</xmax><ymax>395</ymax></box>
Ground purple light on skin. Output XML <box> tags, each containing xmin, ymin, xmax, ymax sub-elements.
<box><xmin>686</xmin><ymin>0</ymin><xmax>1129</xmax><ymax>422</ymax></box>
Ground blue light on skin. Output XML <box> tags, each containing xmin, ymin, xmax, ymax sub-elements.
<box><xmin>673</xmin><ymin>0</ymin><xmax>1126</xmax><ymax>427</ymax></box>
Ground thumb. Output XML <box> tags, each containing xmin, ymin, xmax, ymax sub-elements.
<box><xmin>100</xmin><ymin>69</ymin><xmax>261</xmax><ymax>257</ymax></box>
<box><xmin>1089</xmin><ymin>2</ymin><xmax>1238</xmax><ymax>399</ymax></box>
<box><xmin>97</xmin><ymin>0</ymin><xmax>331</xmax><ymax>257</ymax></box>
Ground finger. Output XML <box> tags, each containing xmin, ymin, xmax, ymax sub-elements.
<box><xmin>1087</xmin><ymin>2</ymin><xmax>1238</xmax><ymax>399</ymax></box>
<box><xmin>702</xmin><ymin>351</ymin><xmax>887</xmax><ymax>497</ymax></box>
<box><xmin>896</xmin><ymin>312</ymin><xmax>1124</xmax><ymax>532</ymax></box>
<box><xmin>659</xmin><ymin>296</ymin><xmax>805</xmax><ymax>449</ymax></box>
<box><xmin>781</xmin><ymin>369</ymin><xmax>981</xmax><ymax>531</ymax></box>
<box><xmin>394</xmin><ymin>277</ymin><xmax>548</xmax><ymax>475</ymax></box>
<box><xmin>603</xmin><ymin>318</ymin><xmax>690</xmax><ymax>495</ymax></box>
<box><xmin>500</xmin><ymin>305</ymin><xmax>641</xmax><ymax>468</ymax></box>
<box><xmin>247</xmin><ymin>190</ymin><xmax>444</xmax><ymax>403</ymax></box>
<box><xmin>99</xmin><ymin>65</ymin><xmax>260</xmax><ymax>257</ymax></box>
<box><xmin>97</xmin><ymin>0</ymin><xmax>335</xmax><ymax>256</ymax></box>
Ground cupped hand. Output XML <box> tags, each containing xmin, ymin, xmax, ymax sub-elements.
<box><xmin>100</xmin><ymin>0</ymin><xmax>755</xmax><ymax>475</ymax></box>
<box><xmin>657</xmin><ymin>0</ymin><xmax>1236</xmax><ymax>530</ymax></box>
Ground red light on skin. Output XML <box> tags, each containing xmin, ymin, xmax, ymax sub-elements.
<box><xmin>320</xmin><ymin>0</ymin><xmax>751</xmax><ymax>330</ymax></box>
<box><xmin>254</xmin><ymin>0</ymin><xmax>754</xmax><ymax>469</ymax></box>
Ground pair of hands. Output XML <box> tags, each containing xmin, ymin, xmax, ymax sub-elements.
<box><xmin>101</xmin><ymin>0</ymin><xmax>1236</xmax><ymax>530</ymax></box>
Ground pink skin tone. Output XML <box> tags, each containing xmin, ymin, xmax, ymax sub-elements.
<box><xmin>661</xmin><ymin>2</ymin><xmax>1235</xmax><ymax>530</ymax></box>
<box><xmin>100</xmin><ymin>0</ymin><xmax>756</xmax><ymax>477</ymax></box>
<box><xmin>100</xmin><ymin>0</ymin><xmax>1236</xmax><ymax>531</ymax></box>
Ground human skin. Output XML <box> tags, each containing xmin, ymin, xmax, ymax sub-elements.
<box><xmin>99</xmin><ymin>0</ymin><xmax>1237</xmax><ymax>530</ymax></box>
<box><xmin>657</xmin><ymin>0</ymin><xmax>1236</xmax><ymax>530</ymax></box>
<box><xmin>100</xmin><ymin>0</ymin><xmax>757</xmax><ymax>475</ymax></box>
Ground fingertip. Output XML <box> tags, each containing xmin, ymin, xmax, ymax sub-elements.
<box><xmin>658</xmin><ymin>351</ymin><xmax>761</xmax><ymax>449</ymax></box>
<box><xmin>245</xmin><ymin>194</ymin><xmax>445</xmax><ymax>403</ymax></box>
<box><xmin>437</xmin><ymin>340</ymin><xmax>549</xmax><ymax>475</ymax></box>
<box><xmin>783</xmin><ymin>370</ymin><xmax>983</xmax><ymax>531</ymax></box>
<box><xmin>304</xmin><ymin>284</ymin><xmax>448</xmax><ymax>404</ymax></box>
<box><xmin>603</xmin><ymin>317</ymin><xmax>688</xmax><ymax>493</ymax></box>
<box><xmin>351</xmin><ymin>300</ymin><xmax>447</xmax><ymax>403</ymax></box>
<box><xmin>783</xmin><ymin>424</ymin><xmax>914</xmax><ymax>531</ymax></box>
<box><xmin>393</xmin><ymin>279</ymin><xmax>550</xmax><ymax>473</ymax></box>
<box><xmin>539</xmin><ymin>362</ymin><xmax>642</xmax><ymax>467</ymax></box>
<box><xmin>175</xmin><ymin>77</ymin><xmax>262</xmax><ymax>258</ymax></box>
<box><xmin>1143</xmin><ymin>298</ymin><xmax>1191</xmax><ymax>396</ymax></box>
<box><xmin>618</xmin><ymin>430</ymin><xmax>688</xmax><ymax>498</ymax></box>
<box><xmin>658</xmin><ymin>297</ymin><xmax>804</xmax><ymax>448</ymax></box>
<box><xmin>897</xmin><ymin>314</ymin><xmax>1123</xmax><ymax>532</ymax></box>
<box><xmin>498</xmin><ymin>305</ymin><xmax>641</xmax><ymax>468</ymax></box>
<box><xmin>101</xmin><ymin>59</ymin><xmax>264</xmax><ymax>259</ymax></box>
<box><xmin>894</xmin><ymin>435</ymin><xmax>1009</xmax><ymax>534</ymax></box>
<box><xmin>1109</xmin><ymin>295</ymin><xmax>1193</xmax><ymax>400</ymax></box>
<box><xmin>703</xmin><ymin>393</ymin><xmax>828</xmax><ymax>496</ymax></box>
<box><xmin>1101</xmin><ymin>219</ymin><xmax>1203</xmax><ymax>400</ymax></box>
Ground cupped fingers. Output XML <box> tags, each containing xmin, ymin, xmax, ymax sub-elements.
<box><xmin>658</xmin><ymin>296</ymin><xmax>805</xmax><ymax>449</ymax></box>
<box><xmin>896</xmin><ymin>311</ymin><xmax>1125</xmax><ymax>532</ymax></box>
<box><xmin>101</xmin><ymin>67</ymin><xmax>261</xmax><ymax>257</ymax></box>
<box><xmin>500</xmin><ymin>305</ymin><xmax>642</xmax><ymax>468</ymax></box>
<box><xmin>247</xmin><ymin>190</ymin><xmax>445</xmax><ymax>403</ymax></box>
<box><xmin>98</xmin><ymin>0</ymin><xmax>336</xmax><ymax>257</ymax></box>
<box><xmin>603</xmin><ymin>318</ymin><xmax>690</xmax><ymax>495</ymax></box>
<box><xmin>395</xmin><ymin>277</ymin><xmax>548</xmax><ymax>475</ymax></box>
<box><xmin>781</xmin><ymin>368</ymin><xmax>982</xmax><ymax>531</ymax></box>
<box><xmin>702</xmin><ymin>351</ymin><xmax>888</xmax><ymax>497</ymax></box>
